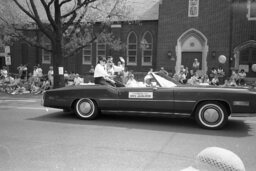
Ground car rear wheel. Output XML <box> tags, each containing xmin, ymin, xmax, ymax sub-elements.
<box><xmin>74</xmin><ymin>98</ymin><xmax>98</xmax><ymax>119</ymax></box>
<box><xmin>195</xmin><ymin>102</ymin><xmax>228</xmax><ymax>129</ymax></box>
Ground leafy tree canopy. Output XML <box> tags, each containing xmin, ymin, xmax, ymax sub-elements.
<box><xmin>0</xmin><ymin>0</ymin><xmax>133</xmax><ymax>57</ymax></box>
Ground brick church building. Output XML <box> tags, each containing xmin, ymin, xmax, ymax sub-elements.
<box><xmin>1</xmin><ymin>0</ymin><xmax>256</xmax><ymax>78</ymax></box>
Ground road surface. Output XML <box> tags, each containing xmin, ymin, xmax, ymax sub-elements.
<box><xmin>0</xmin><ymin>97</ymin><xmax>256</xmax><ymax>170</ymax></box>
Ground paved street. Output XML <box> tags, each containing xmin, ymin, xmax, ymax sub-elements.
<box><xmin>0</xmin><ymin>95</ymin><xmax>256</xmax><ymax>170</ymax></box>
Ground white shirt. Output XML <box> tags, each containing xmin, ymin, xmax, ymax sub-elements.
<box><xmin>126</xmin><ymin>79</ymin><xmax>138</xmax><ymax>87</ymax></box>
<box><xmin>238</xmin><ymin>72</ymin><xmax>246</xmax><ymax>79</ymax></box>
<box><xmin>94</xmin><ymin>63</ymin><xmax>109</xmax><ymax>78</ymax></box>
<box><xmin>33</xmin><ymin>69</ymin><xmax>38</xmax><ymax>77</ymax></box>
<box><xmin>48</xmin><ymin>70</ymin><xmax>54</xmax><ymax>81</ymax></box>
<box><xmin>74</xmin><ymin>77</ymin><xmax>83</xmax><ymax>85</ymax></box>
<box><xmin>36</xmin><ymin>68</ymin><xmax>43</xmax><ymax>77</ymax></box>
<box><xmin>1</xmin><ymin>69</ymin><xmax>8</xmax><ymax>78</ymax></box>
<box><xmin>113</xmin><ymin>65</ymin><xmax>124</xmax><ymax>73</ymax></box>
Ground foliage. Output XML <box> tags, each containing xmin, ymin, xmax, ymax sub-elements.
<box><xmin>0</xmin><ymin>0</ymin><xmax>132</xmax><ymax>57</ymax></box>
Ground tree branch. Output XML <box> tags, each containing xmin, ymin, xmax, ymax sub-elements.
<box><xmin>64</xmin><ymin>36</ymin><xmax>96</xmax><ymax>58</ymax></box>
<box><xmin>63</xmin><ymin>6</ymin><xmax>89</xmax><ymax>33</ymax></box>
<box><xmin>0</xmin><ymin>16</ymin><xmax>9</xmax><ymax>25</ymax></box>
<box><xmin>25</xmin><ymin>0</ymin><xmax>34</xmax><ymax>16</ymax></box>
<box><xmin>64</xmin><ymin>22</ymin><xmax>108</xmax><ymax>58</ymax></box>
<box><xmin>12</xmin><ymin>0</ymin><xmax>53</xmax><ymax>41</ymax></box>
<box><xmin>9</xmin><ymin>30</ymin><xmax>52</xmax><ymax>52</ymax></box>
<box><xmin>39</xmin><ymin>0</ymin><xmax>58</xmax><ymax>31</ymax></box>
<box><xmin>30</xmin><ymin>0</ymin><xmax>54</xmax><ymax>41</ymax></box>
<box><xmin>108</xmin><ymin>0</ymin><xmax>120</xmax><ymax>17</ymax></box>
<box><xmin>61</xmin><ymin>0</ymin><xmax>96</xmax><ymax>18</ymax></box>
<box><xmin>62</xmin><ymin>12</ymin><xmax>77</xmax><ymax>32</ymax></box>
<box><xmin>60</xmin><ymin>0</ymin><xmax>72</xmax><ymax>7</ymax></box>
<box><xmin>13</xmin><ymin>0</ymin><xmax>37</xmax><ymax>21</ymax></box>
<box><xmin>48</xmin><ymin>0</ymin><xmax>55</xmax><ymax>7</ymax></box>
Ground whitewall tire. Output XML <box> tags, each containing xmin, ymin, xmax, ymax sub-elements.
<box><xmin>74</xmin><ymin>98</ymin><xmax>98</xmax><ymax>119</ymax></box>
<box><xmin>195</xmin><ymin>102</ymin><xmax>228</xmax><ymax>129</ymax></box>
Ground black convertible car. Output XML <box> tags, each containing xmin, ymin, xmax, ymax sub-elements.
<box><xmin>42</xmin><ymin>73</ymin><xmax>256</xmax><ymax>129</ymax></box>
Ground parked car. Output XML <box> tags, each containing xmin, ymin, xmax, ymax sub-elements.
<box><xmin>42</xmin><ymin>73</ymin><xmax>256</xmax><ymax>129</ymax></box>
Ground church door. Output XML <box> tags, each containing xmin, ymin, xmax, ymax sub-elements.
<box><xmin>239</xmin><ymin>47</ymin><xmax>256</xmax><ymax>77</ymax></box>
<box><xmin>181</xmin><ymin>52</ymin><xmax>202</xmax><ymax>71</ymax></box>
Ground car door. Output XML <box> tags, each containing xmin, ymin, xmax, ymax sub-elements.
<box><xmin>117</xmin><ymin>87</ymin><xmax>174</xmax><ymax>113</ymax></box>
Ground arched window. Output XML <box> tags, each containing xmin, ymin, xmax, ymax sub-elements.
<box><xmin>127</xmin><ymin>32</ymin><xmax>137</xmax><ymax>65</ymax></box>
<box><xmin>141</xmin><ymin>31</ymin><xmax>153</xmax><ymax>66</ymax></box>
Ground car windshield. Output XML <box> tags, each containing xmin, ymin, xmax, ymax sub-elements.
<box><xmin>152</xmin><ymin>73</ymin><xmax>177</xmax><ymax>88</ymax></box>
<box><xmin>122</xmin><ymin>72</ymin><xmax>178</xmax><ymax>88</ymax></box>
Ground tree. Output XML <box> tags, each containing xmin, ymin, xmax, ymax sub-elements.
<box><xmin>0</xmin><ymin>0</ymin><xmax>131</xmax><ymax>88</ymax></box>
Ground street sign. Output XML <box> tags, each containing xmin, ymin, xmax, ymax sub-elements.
<box><xmin>5</xmin><ymin>55</ymin><xmax>11</xmax><ymax>65</ymax></box>
<box><xmin>5</xmin><ymin>46</ymin><xmax>10</xmax><ymax>53</ymax></box>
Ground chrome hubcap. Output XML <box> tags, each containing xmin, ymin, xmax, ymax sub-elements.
<box><xmin>204</xmin><ymin>108</ymin><xmax>219</xmax><ymax>123</ymax></box>
<box><xmin>79</xmin><ymin>102</ymin><xmax>91</xmax><ymax>114</ymax></box>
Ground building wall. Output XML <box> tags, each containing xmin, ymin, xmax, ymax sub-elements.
<box><xmin>232</xmin><ymin>1</ymin><xmax>256</xmax><ymax>46</ymax></box>
<box><xmin>77</xmin><ymin>21</ymin><xmax>158</xmax><ymax>75</ymax></box>
<box><xmin>9</xmin><ymin>30</ymin><xmax>38</xmax><ymax>74</ymax></box>
<box><xmin>157</xmin><ymin>0</ymin><xmax>231</xmax><ymax>75</ymax></box>
<box><xmin>232</xmin><ymin>1</ymin><xmax>256</xmax><ymax>50</ymax></box>
<box><xmin>5</xmin><ymin>0</ymin><xmax>256</xmax><ymax>78</ymax></box>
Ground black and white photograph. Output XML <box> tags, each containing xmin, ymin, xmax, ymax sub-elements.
<box><xmin>0</xmin><ymin>0</ymin><xmax>256</xmax><ymax>170</ymax></box>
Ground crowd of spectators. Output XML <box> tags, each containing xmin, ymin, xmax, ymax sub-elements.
<box><xmin>172</xmin><ymin>58</ymin><xmax>248</xmax><ymax>87</ymax></box>
<box><xmin>0</xmin><ymin>65</ymin><xmax>53</xmax><ymax>95</ymax></box>
<box><xmin>0</xmin><ymin>57</ymin><xmax>251</xmax><ymax>95</ymax></box>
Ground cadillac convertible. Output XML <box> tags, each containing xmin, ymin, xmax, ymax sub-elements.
<box><xmin>42</xmin><ymin>73</ymin><xmax>256</xmax><ymax>129</ymax></box>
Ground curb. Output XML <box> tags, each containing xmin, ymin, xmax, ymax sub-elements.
<box><xmin>0</xmin><ymin>92</ymin><xmax>42</xmax><ymax>100</ymax></box>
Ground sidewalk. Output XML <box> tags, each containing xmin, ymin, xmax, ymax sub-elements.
<box><xmin>0</xmin><ymin>92</ymin><xmax>42</xmax><ymax>100</ymax></box>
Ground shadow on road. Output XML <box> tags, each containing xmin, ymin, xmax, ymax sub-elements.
<box><xmin>28</xmin><ymin>111</ymin><xmax>252</xmax><ymax>137</ymax></box>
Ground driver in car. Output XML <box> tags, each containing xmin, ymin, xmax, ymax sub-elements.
<box><xmin>144</xmin><ymin>74</ymin><xmax>155</xmax><ymax>87</ymax></box>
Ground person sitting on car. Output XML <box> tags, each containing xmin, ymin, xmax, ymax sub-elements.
<box><xmin>74</xmin><ymin>74</ymin><xmax>83</xmax><ymax>86</ymax></box>
<box><xmin>94</xmin><ymin>56</ymin><xmax>115</xmax><ymax>86</ymax></box>
<box><xmin>238</xmin><ymin>69</ymin><xmax>246</xmax><ymax>86</ymax></box>
<box><xmin>211</xmin><ymin>75</ymin><xmax>219</xmax><ymax>86</ymax></box>
<box><xmin>126</xmin><ymin>73</ymin><xmax>138</xmax><ymax>87</ymax></box>
<box><xmin>144</xmin><ymin>73</ymin><xmax>154</xmax><ymax>87</ymax></box>
<box><xmin>230</xmin><ymin>70</ymin><xmax>239</xmax><ymax>85</ymax></box>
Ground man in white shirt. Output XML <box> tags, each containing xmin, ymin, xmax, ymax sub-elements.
<box><xmin>94</xmin><ymin>56</ymin><xmax>115</xmax><ymax>86</ymax></box>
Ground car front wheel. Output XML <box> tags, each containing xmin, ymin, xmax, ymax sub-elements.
<box><xmin>195</xmin><ymin>102</ymin><xmax>228</xmax><ymax>129</ymax></box>
<box><xmin>74</xmin><ymin>98</ymin><xmax>98</xmax><ymax>119</ymax></box>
